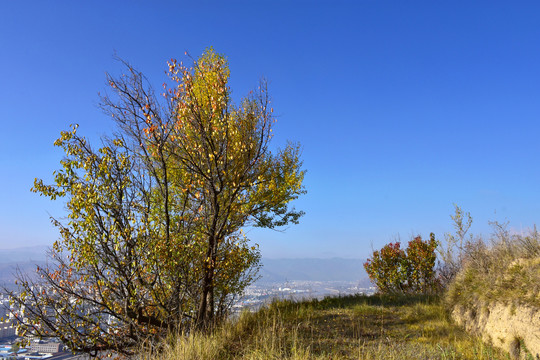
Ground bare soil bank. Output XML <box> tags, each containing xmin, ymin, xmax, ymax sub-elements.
<box><xmin>452</xmin><ymin>302</ymin><xmax>540</xmax><ymax>359</ymax></box>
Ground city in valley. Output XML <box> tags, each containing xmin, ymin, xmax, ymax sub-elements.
<box><xmin>235</xmin><ymin>280</ymin><xmax>374</xmax><ymax>313</ymax></box>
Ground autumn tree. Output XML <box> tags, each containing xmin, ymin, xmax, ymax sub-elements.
<box><xmin>364</xmin><ymin>234</ymin><xmax>439</xmax><ymax>294</ymax></box>
<box><xmin>9</xmin><ymin>48</ymin><xmax>305</xmax><ymax>357</ymax></box>
<box><xmin>364</xmin><ymin>241</ymin><xmax>408</xmax><ymax>293</ymax></box>
<box><xmin>405</xmin><ymin>234</ymin><xmax>439</xmax><ymax>293</ymax></box>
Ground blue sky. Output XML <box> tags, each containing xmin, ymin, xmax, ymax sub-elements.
<box><xmin>1</xmin><ymin>1</ymin><xmax>539</xmax><ymax>258</ymax></box>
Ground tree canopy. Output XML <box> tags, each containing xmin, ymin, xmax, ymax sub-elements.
<box><xmin>10</xmin><ymin>48</ymin><xmax>305</xmax><ymax>357</ymax></box>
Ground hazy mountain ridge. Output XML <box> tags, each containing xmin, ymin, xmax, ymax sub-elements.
<box><xmin>0</xmin><ymin>245</ymin><xmax>49</xmax><ymax>264</ymax></box>
<box><xmin>259</xmin><ymin>258</ymin><xmax>369</xmax><ymax>284</ymax></box>
<box><xmin>0</xmin><ymin>246</ymin><xmax>370</xmax><ymax>287</ymax></box>
<box><xmin>0</xmin><ymin>246</ymin><xmax>48</xmax><ymax>289</ymax></box>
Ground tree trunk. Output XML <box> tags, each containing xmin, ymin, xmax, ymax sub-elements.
<box><xmin>196</xmin><ymin>234</ymin><xmax>216</xmax><ymax>330</ymax></box>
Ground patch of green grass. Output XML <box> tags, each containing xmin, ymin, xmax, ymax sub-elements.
<box><xmin>140</xmin><ymin>294</ymin><xmax>508</xmax><ymax>359</ymax></box>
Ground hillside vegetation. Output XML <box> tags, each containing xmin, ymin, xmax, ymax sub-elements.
<box><xmin>141</xmin><ymin>216</ymin><xmax>540</xmax><ymax>359</ymax></box>
<box><xmin>446</xmin><ymin>226</ymin><xmax>540</xmax><ymax>308</ymax></box>
<box><xmin>140</xmin><ymin>294</ymin><xmax>506</xmax><ymax>360</ymax></box>
<box><xmin>445</xmin><ymin>225</ymin><xmax>540</xmax><ymax>358</ymax></box>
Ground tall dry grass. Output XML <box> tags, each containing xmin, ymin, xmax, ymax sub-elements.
<box><xmin>446</xmin><ymin>224</ymin><xmax>540</xmax><ymax>308</ymax></box>
<box><xmin>139</xmin><ymin>294</ymin><xmax>506</xmax><ymax>359</ymax></box>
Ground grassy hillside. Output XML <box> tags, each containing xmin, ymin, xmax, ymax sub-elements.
<box><xmin>141</xmin><ymin>294</ymin><xmax>507</xmax><ymax>359</ymax></box>
<box><xmin>443</xmin><ymin>227</ymin><xmax>540</xmax><ymax>358</ymax></box>
<box><xmin>446</xmin><ymin>229</ymin><xmax>540</xmax><ymax>309</ymax></box>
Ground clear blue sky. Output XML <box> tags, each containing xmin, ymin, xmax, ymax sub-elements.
<box><xmin>1</xmin><ymin>1</ymin><xmax>539</xmax><ymax>258</ymax></box>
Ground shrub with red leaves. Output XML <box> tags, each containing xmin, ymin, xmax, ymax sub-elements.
<box><xmin>364</xmin><ymin>233</ymin><xmax>439</xmax><ymax>294</ymax></box>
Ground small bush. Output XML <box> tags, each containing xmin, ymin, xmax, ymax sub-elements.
<box><xmin>437</xmin><ymin>204</ymin><xmax>479</xmax><ymax>289</ymax></box>
<box><xmin>364</xmin><ymin>241</ymin><xmax>407</xmax><ymax>294</ymax></box>
<box><xmin>407</xmin><ymin>234</ymin><xmax>439</xmax><ymax>293</ymax></box>
<box><xmin>364</xmin><ymin>234</ymin><xmax>439</xmax><ymax>294</ymax></box>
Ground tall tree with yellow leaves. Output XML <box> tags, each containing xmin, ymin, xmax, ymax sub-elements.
<box><xmin>10</xmin><ymin>48</ymin><xmax>305</xmax><ymax>356</ymax></box>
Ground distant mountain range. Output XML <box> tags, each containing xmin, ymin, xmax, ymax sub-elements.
<box><xmin>259</xmin><ymin>258</ymin><xmax>369</xmax><ymax>285</ymax></box>
<box><xmin>0</xmin><ymin>246</ymin><xmax>370</xmax><ymax>287</ymax></box>
<box><xmin>0</xmin><ymin>245</ymin><xmax>49</xmax><ymax>264</ymax></box>
<box><xmin>0</xmin><ymin>245</ymin><xmax>49</xmax><ymax>290</ymax></box>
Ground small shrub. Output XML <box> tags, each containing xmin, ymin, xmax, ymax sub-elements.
<box><xmin>407</xmin><ymin>233</ymin><xmax>439</xmax><ymax>293</ymax></box>
<box><xmin>364</xmin><ymin>234</ymin><xmax>439</xmax><ymax>294</ymax></box>
<box><xmin>364</xmin><ymin>241</ymin><xmax>408</xmax><ymax>294</ymax></box>
<box><xmin>437</xmin><ymin>204</ymin><xmax>474</xmax><ymax>289</ymax></box>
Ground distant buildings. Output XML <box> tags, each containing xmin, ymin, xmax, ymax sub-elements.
<box><xmin>0</xmin><ymin>321</ymin><xmax>16</xmax><ymax>338</ymax></box>
<box><xmin>29</xmin><ymin>340</ymin><xmax>63</xmax><ymax>354</ymax></box>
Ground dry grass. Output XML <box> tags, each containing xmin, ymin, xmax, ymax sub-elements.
<box><xmin>446</xmin><ymin>226</ymin><xmax>540</xmax><ymax>309</ymax></box>
<box><xmin>139</xmin><ymin>294</ymin><xmax>507</xmax><ymax>359</ymax></box>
